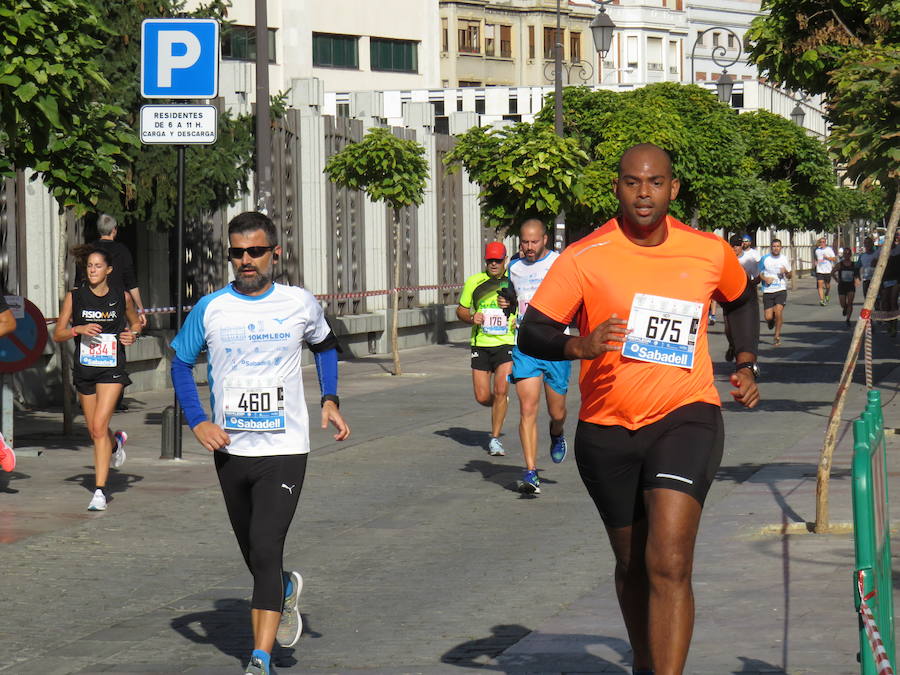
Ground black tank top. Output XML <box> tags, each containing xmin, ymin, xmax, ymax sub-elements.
<box><xmin>72</xmin><ymin>284</ymin><xmax>127</xmax><ymax>374</ymax></box>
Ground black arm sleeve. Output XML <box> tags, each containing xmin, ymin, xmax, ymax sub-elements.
<box><xmin>518</xmin><ymin>306</ymin><xmax>573</xmax><ymax>361</ymax></box>
<box><xmin>721</xmin><ymin>277</ymin><xmax>759</xmax><ymax>356</ymax></box>
<box><xmin>308</xmin><ymin>330</ymin><xmax>341</xmax><ymax>353</ymax></box>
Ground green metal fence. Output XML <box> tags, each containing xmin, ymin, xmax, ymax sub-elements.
<box><xmin>852</xmin><ymin>389</ymin><xmax>895</xmax><ymax>674</ymax></box>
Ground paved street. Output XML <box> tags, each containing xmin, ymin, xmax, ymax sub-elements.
<box><xmin>1</xmin><ymin>278</ymin><xmax>898</xmax><ymax>674</ymax></box>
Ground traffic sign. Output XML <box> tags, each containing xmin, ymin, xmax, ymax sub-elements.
<box><xmin>141</xmin><ymin>19</ymin><xmax>219</xmax><ymax>99</ymax></box>
<box><xmin>0</xmin><ymin>297</ymin><xmax>48</xmax><ymax>374</ymax></box>
<box><xmin>140</xmin><ymin>105</ymin><xmax>218</xmax><ymax>144</ymax></box>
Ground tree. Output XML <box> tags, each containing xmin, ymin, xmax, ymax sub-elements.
<box><xmin>748</xmin><ymin>0</ymin><xmax>900</xmax><ymax>533</ymax></box>
<box><xmin>324</xmin><ymin>127</ymin><xmax>429</xmax><ymax>376</ymax></box>
<box><xmin>533</xmin><ymin>84</ymin><xmax>754</xmax><ymax>229</ymax></box>
<box><xmin>444</xmin><ymin>122</ymin><xmax>590</xmax><ymax>234</ymax></box>
<box><xmin>0</xmin><ymin>0</ymin><xmax>134</xmax><ymax>212</ymax></box>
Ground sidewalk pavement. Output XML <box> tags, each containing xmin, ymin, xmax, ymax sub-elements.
<box><xmin>1</xmin><ymin>329</ymin><xmax>898</xmax><ymax>673</ymax></box>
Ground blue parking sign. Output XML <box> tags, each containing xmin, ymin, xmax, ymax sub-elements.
<box><xmin>141</xmin><ymin>19</ymin><xmax>219</xmax><ymax>99</ymax></box>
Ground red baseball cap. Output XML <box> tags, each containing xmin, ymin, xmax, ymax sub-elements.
<box><xmin>484</xmin><ymin>242</ymin><xmax>506</xmax><ymax>260</ymax></box>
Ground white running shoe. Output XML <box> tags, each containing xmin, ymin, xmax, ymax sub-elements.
<box><xmin>88</xmin><ymin>489</ymin><xmax>107</xmax><ymax>511</ymax></box>
<box><xmin>111</xmin><ymin>430</ymin><xmax>127</xmax><ymax>468</ymax></box>
<box><xmin>276</xmin><ymin>570</ymin><xmax>304</xmax><ymax>647</ymax></box>
<box><xmin>488</xmin><ymin>437</ymin><xmax>506</xmax><ymax>456</ymax></box>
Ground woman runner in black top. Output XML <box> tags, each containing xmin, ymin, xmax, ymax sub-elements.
<box><xmin>832</xmin><ymin>248</ymin><xmax>859</xmax><ymax>327</ymax></box>
<box><xmin>53</xmin><ymin>249</ymin><xmax>141</xmax><ymax>511</ymax></box>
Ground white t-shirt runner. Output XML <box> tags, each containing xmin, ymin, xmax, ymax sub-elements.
<box><xmin>508</xmin><ymin>250</ymin><xmax>560</xmax><ymax>328</ymax></box>
<box><xmin>815</xmin><ymin>246</ymin><xmax>836</xmax><ymax>274</ymax></box>
<box><xmin>738</xmin><ymin>248</ymin><xmax>760</xmax><ymax>278</ymax></box>
<box><xmin>759</xmin><ymin>253</ymin><xmax>792</xmax><ymax>293</ymax></box>
<box><xmin>170</xmin><ymin>283</ymin><xmax>331</xmax><ymax>457</ymax></box>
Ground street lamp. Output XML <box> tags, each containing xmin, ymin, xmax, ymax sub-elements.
<box><xmin>552</xmin><ymin>0</ymin><xmax>615</xmax><ymax>250</ymax></box>
<box><xmin>689</xmin><ymin>27</ymin><xmax>742</xmax><ymax>106</ymax></box>
<box><xmin>553</xmin><ymin>0</ymin><xmax>615</xmax><ymax>135</ymax></box>
<box><xmin>790</xmin><ymin>103</ymin><xmax>806</xmax><ymax>126</ymax></box>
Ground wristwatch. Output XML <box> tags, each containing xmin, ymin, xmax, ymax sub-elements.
<box><xmin>734</xmin><ymin>362</ymin><xmax>760</xmax><ymax>379</ymax></box>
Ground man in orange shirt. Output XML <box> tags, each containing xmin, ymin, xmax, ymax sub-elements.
<box><xmin>519</xmin><ymin>144</ymin><xmax>760</xmax><ymax>675</ymax></box>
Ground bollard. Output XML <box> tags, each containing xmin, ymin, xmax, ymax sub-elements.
<box><xmin>160</xmin><ymin>405</ymin><xmax>176</xmax><ymax>459</ymax></box>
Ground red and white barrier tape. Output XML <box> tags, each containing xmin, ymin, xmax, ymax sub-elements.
<box><xmin>858</xmin><ymin>571</ymin><xmax>895</xmax><ymax>675</ymax></box>
<box><xmin>865</xmin><ymin>319</ymin><xmax>874</xmax><ymax>389</ymax></box>
<box><xmin>44</xmin><ymin>283</ymin><xmax>466</xmax><ymax>322</ymax></box>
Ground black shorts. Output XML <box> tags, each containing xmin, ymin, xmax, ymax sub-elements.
<box><xmin>470</xmin><ymin>344</ymin><xmax>513</xmax><ymax>372</ymax></box>
<box><xmin>763</xmin><ymin>290</ymin><xmax>787</xmax><ymax>309</ymax></box>
<box><xmin>837</xmin><ymin>282</ymin><xmax>855</xmax><ymax>296</ymax></box>
<box><xmin>575</xmin><ymin>402</ymin><xmax>724</xmax><ymax>529</ymax></box>
<box><xmin>816</xmin><ymin>272</ymin><xmax>833</xmax><ymax>283</ymax></box>
<box><xmin>74</xmin><ymin>369</ymin><xmax>131</xmax><ymax>395</ymax></box>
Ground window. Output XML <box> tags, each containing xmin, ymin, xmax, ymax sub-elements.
<box><xmin>528</xmin><ymin>26</ymin><xmax>535</xmax><ymax>59</ymax></box>
<box><xmin>313</xmin><ymin>33</ymin><xmax>358</xmax><ymax>68</ymax></box>
<box><xmin>570</xmin><ymin>32</ymin><xmax>581</xmax><ymax>63</ymax></box>
<box><xmin>727</xmin><ymin>33</ymin><xmax>735</xmax><ymax>49</ymax></box>
<box><xmin>647</xmin><ymin>37</ymin><xmax>663</xmax><ymax>71</ymax></box>
<box><xmin>712</xmin><ymin>32</ymin><xmax>720</xmax><ymax>47</ymax></box>
<box><xmin>442</xmin><ymin>18</ymin><xmax>448</xmax><ymax>52</ymax></box>
<box><xmin>626</xmin><ymin>35</ymin><xmax>638</xmax><ymax>68</ymax></box>
<box><xmin>371</xmin><ymin>38</ymin><xmax>418</xmax><ymax>72</ymax></box>
<box><xmin>222</xmin><ymin>25</ymin><xmax>276</xmax><ymax>63</ymax></box>
<box><xmin>458</xmin><ymin>19</ymin><xmax>480</xmax><ymax>54</ymax></box>
<box><xmin>485</xmin><ymin>24</ymin><xmax>496</xmax><ymax>56</ymax></box>
<box><xmin>544</xmin><ymin>27</ymin><xmax>562</xmax><ymax>60</ymax></box>
<box><xmin>500</xmin><ymin>25</ymin><xmax>512</xmax><ymax>58</ymax></box>
<box><xmin>458</xmin><ymin>80</ymin><xmax>481</xmax><ymax>87</ymax></box>
<box><xmin>668</xmin><ymin>40</ymin><xmax>679</xmax><ymax>74</ymax></box>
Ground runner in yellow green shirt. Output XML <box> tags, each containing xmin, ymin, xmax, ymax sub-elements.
<box><xmin>456</xmin><ymin>242</ymin><xmax>516</xmax><ymax>456</ymax></box>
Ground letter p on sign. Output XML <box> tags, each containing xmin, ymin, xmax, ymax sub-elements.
<box><xmin>141</xmin><ymin>19</ymin><xmax>219</xmax><ymax>99</ymax></box>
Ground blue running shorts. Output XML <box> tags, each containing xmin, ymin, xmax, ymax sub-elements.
<box><xmin>511</xmin><ymin>346</ymin><xmax>571</xmax><ymax>395</ymax></box>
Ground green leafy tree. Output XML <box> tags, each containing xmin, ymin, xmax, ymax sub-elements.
<box><xmin>747</xmin><ymin>0</ymin><xmax>899</xmax><ymax>188</ymax></box>
<box><xmin>0</xmin><ymin>0</ymin><xmax>134</xmax><ymax>212</ymax></box>
<box><xmin>444</xmin><ymin>122</ymin><xmax>590</xmax><ymax>233</ymax></box>
<box><xmin>324</xmin><ymin>127</ymin><xmax>429</xmax><ymax>376</ymax></box>
<box><xmin>747</xmin><ymin>0</ymin><xmax>899</xmax><ymax>533</ymax></box>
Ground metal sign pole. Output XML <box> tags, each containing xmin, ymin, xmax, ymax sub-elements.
<box><xmin>174</xmin><ymin>145</ymin><xmax>185</xmax><ymax>459</ymax></box>
<box><xmin>1</xmin><ymin>373</ymin><xmax>12</xmax><ymax>445</ymax></box>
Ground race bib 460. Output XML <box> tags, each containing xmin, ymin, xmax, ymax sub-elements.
<box><xmin>223</xmin><ymin>376</ymin><xmax>286</xmax><ymax>431</ymax></box>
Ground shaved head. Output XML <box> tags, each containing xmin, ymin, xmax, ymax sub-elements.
<box><xmin>518</xmin><ymin>218</ymin><xmax>549</xmax><ymax>262</ymax></box>
<box><xmin>618</xmin><ymin>143</ymin><xmax>673</xmax><ymax>179</ymax></box>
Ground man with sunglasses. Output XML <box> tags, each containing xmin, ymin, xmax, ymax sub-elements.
<box><xmin>457</xmin><ymin>242</ymin><xmax>516</xmax><ymax>456</ymax></box>
<box><xmin>170</xmin><ymin>211</ymin><xmax>350</xmax><ymax>675</ymax></box>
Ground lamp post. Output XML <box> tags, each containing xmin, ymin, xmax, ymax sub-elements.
<box><xmin>790</xmin><ymin>103</ymin><xmax>806</xmax><ymax>126</ymax></box>
<box><xmin>689</xmin><ymin>26</ymin><xmax>742</xmax><ymax>105</ymax></box>
<box><xmin>552</xmin><ymin>0</ymin><xmax>615</xmax><ymax>249</ymax></box>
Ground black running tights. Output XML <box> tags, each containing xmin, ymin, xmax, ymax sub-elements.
<box><xmin>214</xmin><ymin>452</ymin><xmax>308</xmax><ymax>611</ymax></box>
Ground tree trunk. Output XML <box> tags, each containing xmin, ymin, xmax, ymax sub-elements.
<box><xmin>390</xmin><ymin>207</ymin><xmax>402</xmax><ymax>376</ymax></box>
<box><xmin>816</xmin><ymin>189</ymin><xmax>900</xmax><ymax>533</ymax></box>
<box><xmin>57</xmin><ymin>208</ymin><xmax>74</xmax><ymax>436</ymax></box>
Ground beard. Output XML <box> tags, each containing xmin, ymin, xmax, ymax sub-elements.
<box><xmin>233</xmin><ymin>266</ymin><xmax>272</xmax><ymax>294</ymax></box>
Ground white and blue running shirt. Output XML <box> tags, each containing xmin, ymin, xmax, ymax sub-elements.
<box><xmin>508</xmin><ymin>250</ymin><xmax>560</xmax><ymax>332</ymax></box>
<box><xmin>759</xmin><ymin>253</ymin><xmax>792</xmax><ymax>294</ymax></box>
<box><xmin>170</xmin><ymin>283</ymin><xmax>331</xmax><ymax>457</ymax></box>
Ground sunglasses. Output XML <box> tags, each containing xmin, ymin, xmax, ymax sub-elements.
<box><xmin>485</xmin><ymin>258</ymin><xmax>504</xmax><ymax>264</ymax></box>
<box><xmin>228</xmin><ymin>246</ymin><xmax>274</xmax><ymax>259</ymax></box>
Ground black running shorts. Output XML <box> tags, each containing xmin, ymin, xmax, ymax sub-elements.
<box><xmin>470</xmin><ymin>345</ymin><xmax>513</xmax><ymax>372</ymax></box>
<box><xmin>74</xmin><ymin>369</ymin><xmax>132</xmax><ymax>395</ymax></box>
<box><xmin>574</xmin><ymin>402</ymin><xmax>724</xmax><ymax>529</ymax></box>
<box><xmin>762</xmin><ymin>290</ymin><xmax>787</xmax><ymax>309</ymax></box>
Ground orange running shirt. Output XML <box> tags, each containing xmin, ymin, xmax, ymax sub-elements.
<box><xmin>529</xmin><ymin>216</ymin><xmax>748</xmax><ymax>429</ymax></box>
